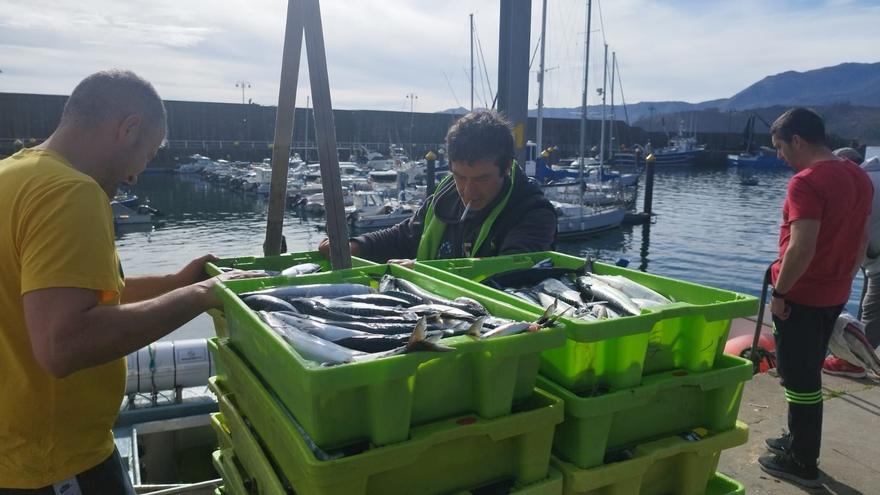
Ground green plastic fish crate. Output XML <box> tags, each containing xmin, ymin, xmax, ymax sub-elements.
<box><xmin>538</xmin><ymin>354</ymin><xmax>751</xmax><ymax>469</ymax></box>
<box><xmin>552</xmin><ymin>422</ymin><xmax>748</xmax><ymax>495</ymax></box>
<box><xmin>211</xmin><ymin>413</ymin><xmax>233</xmax><ymax>451</ymax></box>
<box><xmin>451</xmin><ymin>468</ymin><xmax>563</xmax><ymax>495</ymax></box>
<box><xmin>414</xmin><ymin>251</ymin><xmax>758</xmax><ymax>390</ymax></box>
<box><xmin>211</xmin><ymin>413</ymin><xmax>289</xmax><ymax>495</ymax></box>
<box><xmin>705</xmin><ymin>472</ymin><xmax>744</xmax><ymax>495</ymax></box>
<box><xmin>212</xmin><ymin>449</ymin><xmax>251</xmax><ymax>495</ymax></box>
<box><xmin>216</xmin><ymin>264</ymin><xmax>564</xmax><ymax>448</ymax></box>
<box><xmin>205</xmin><ymin>250</ymin><xmax>376</xmax><ymax>276</ymax></box>
<box><xmin>206</xmin><ymin>251</ymin><xmax>375</xmax><ymax>337</ymax></box>
<box><xmin>209</xmin><ymin>343</ymin><xmax>563</xmax><ymax>495</ymax></box>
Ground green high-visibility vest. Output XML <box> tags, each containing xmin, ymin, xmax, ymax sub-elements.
<box><xmin>416</xmin><ymin>166</ymin><xmax>516</xmax><ymax>261</ymax></box>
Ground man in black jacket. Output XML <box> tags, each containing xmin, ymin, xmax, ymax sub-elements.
<box><xmin>318</xmin><ymin>110</ymin><xmax>557</xmax><ymax>264</ymax></box>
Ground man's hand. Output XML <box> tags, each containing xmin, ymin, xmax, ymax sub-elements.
<box><xmin>317</xmin><ymin>238</ymin><xmax>360</xmax><ymax>258</ymax></box>
<box><xmin>175</xmin><ymin>254</ymin><xmax>219</xmax><ymax>286</ymax></box>
<box><xmin>318</xmin><ymin>238</ymin><xmax>331</xmax><ymax>258</ymax></box>
<box><xmin>770</xmin><ymin>294</ymin><xmax>790</xmax><ymax>320</ymax></box>
<box><xmin>195</xmin><ymin>269</ymin><xmax>265</xmax><ymax>309</ymax></box>
<box><xmin>387</xmin><ymin>258</ymin><xmax>414</xmax><ymax>269</ymax></box>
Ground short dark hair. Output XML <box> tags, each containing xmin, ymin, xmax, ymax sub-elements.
<box><xmin>446</xmin><ymin>110</ymin><xmax>514</xmax><ymax>174</ymax></box>
<box><xmin>60</xmin><ymin>70</ymin><xmax>166</xmax><ymax>131</ymax></box>
<box><xmin>770</xmin><ymin>107</ymin><xmax>826</xmax><ymax>145</ymax></box>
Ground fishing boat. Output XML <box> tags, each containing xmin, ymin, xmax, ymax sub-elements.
<box><xmin>115</xmin><ymin>339</ymin><xmax>221</xmax><ymax>493</ymax></box>
<box><xmin>726</xmin><ymin>114</ymin><xmax>786</xmax><ymax>169</ymax></box>
<box><xmin>112</xmin><ymin>201</ymin><xmax>153</xmax><ymax>226</ymax></box>
<box><xmin>552</xmin><ymin>201</ymin><xmax>625</xmax><ymax>238</ymax></box>
<box><xmin>177</xmin><ymin>154</ymin><xmax>216</xmax><ymax>174</ymax></box>
<box><xmin>614</xmin><ymin>126</ymin><xmax>706</xmax><ymax>167</ymax></box>
<box><xmin>727</xmin><ymin>147</ymin><xmax>786</xmax><ymax>168</ymax></box>
<box><xmin>346</xmin><ymin>191</ymin><xmax>418</xmax><ymax>231</ymax></box>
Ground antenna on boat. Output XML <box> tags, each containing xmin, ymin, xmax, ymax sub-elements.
<box><xmin>264</xmin><ymin>0</ymin><xmax>352</xmax><ymax>270</ymax></box>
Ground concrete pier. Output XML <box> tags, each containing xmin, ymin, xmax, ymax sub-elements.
<box><xmin>719</xmin><ymin>371</ymin><xmax>879</xmax><ymax>494</ymax></box>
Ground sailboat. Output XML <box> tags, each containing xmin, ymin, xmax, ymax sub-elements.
<box><xmin>535</xmin><ymin>0</ymin><xmax>625</xmax><ymax>237</ymax></box>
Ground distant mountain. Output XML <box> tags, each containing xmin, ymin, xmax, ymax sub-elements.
<box><xmin>525</xmin><ymin>63</ymin><xmax>880</xmax><ymax>121</ymax></box>
<box><xmin>438</xmin><ymin>106</ymin><xmax>469</xmax><ymax>115</ymax></box>
<box><xmin>725</xmin><ymin>62</ymin><xmax>880</xmax><ymax>110</ymax></box>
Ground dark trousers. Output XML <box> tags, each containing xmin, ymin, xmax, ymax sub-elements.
<box><xmin>773</xmin><ymin>301</ymin><xmax>844</xmax><ymax>466</ymax></box>
<box><xmin>0</xmin><ymin>448</ymin><xmax>135</xmax><ymax>495</ymax></box>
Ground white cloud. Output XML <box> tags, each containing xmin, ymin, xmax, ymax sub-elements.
<box><xmin>0</xmin><ymin>0</ymin><xmax>878</xmax><ymax>111</ymax></box>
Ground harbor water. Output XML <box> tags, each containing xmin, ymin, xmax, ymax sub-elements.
<box><xmin>120</xmin><ymin>168</ymin><xmax>866</xmax><ymax>341</ymax></box>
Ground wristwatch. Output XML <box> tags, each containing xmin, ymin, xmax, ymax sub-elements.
<box><xmin>771</xmin><ymin>288</ymin><xmax>786</xmax><ymax>299</ymax></box>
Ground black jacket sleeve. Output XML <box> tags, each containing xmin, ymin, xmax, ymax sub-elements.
<box><xmin>497</xmin><ymin>206</ymin><xmax>557</xmax><ymax>255</ymax></box>
<box><xmin>351</xmin><ymin>201</ymin><xmax>429</xmax><ymax>262</ymax></box>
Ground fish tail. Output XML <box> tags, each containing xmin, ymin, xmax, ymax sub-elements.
<box><xmin>467</xmin><ymin>316</ymin><xmax>486</xmax><ymax>337</ymax></box>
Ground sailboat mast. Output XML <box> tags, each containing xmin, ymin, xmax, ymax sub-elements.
<box><xmin>536</xmin><ymin>0</ymin><xmax>548</xmax><ymax>156</ymax></box>
<box><xmin>609</xmin><ymin>51</ymin><xmax>616</xmax><ymax>161</ymax></box>
<box><xmin>599</xmin><ymin>43</ymin><xmax>608</xmax><ymax>177</ymax></box>
<box><xmin>577</xmin><ymin>0</ymin><xmax>592</xmax><ymax>209</ymax></box>
<box><xmin>470</xmin><ymin>13</ymin><xmax>474</xmax><ymax>111</ymax></box>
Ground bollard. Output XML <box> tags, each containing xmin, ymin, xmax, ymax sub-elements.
<box><xmin>425</xmin><ymin>150</ymin><xmax>437</xmax><ymax>196</ymax></box>
<box><xmin>643</xmin><ymin>153</ymin><xmax>656</xmax><ymax>216</ymax></box>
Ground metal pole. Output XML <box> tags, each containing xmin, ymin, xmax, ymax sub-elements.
<box><xmin>304</xmin><ymin>95</ymin><xmax>310</xmax><ymax>161</ymax></box>
<box><xmin>577</xmin><ymin>0</ymin><xmax>592</xmax><ymax>209</ymax></box>
<box><xmin>407</xmin><ymin>93</ymin><xmax>417</xmax><ymax>158</ymax></box>
<box><xmin>263</xmin><ymin>1</ymin><xmax>304</xmax><ymax>256</ymax></box>
<box><xmin>425</xmin><ymin>151</ymin><xmax>437</xmax><ymax>196</ymax></box>
<box><xmin>303</xmin><ymin>0</ymin><xmax>351</xmax><ymax>269</ymax></box>
<box><xmin>599</xmin><ymin>43</ymin><xmax>607</xmax><ymax>177</ymax></box>
<box><xmin>496</xmin><ymin>0</ymin><xmax>532</xmax><ymax>171</ymax></box>
<box><xmin>609</xmin><ymin>51</ymin><xmax>616</xmax><ymax>158</ymax></box>
<box><xmin>536</xmin><ymin>0</ymin><xmax>547</xmax><ymax>156</ymax></box>
<box><xmin>643</xmin><ymin>154</ymin><xmax>655</xmax><ymax>215</ymax></box>
<box><xmin>470</xmin><ymin>13</ymin><xmax>474</xmax><ymax>111</ymax></box>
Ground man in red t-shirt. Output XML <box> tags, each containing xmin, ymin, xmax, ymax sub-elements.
<box><xmin>760</xmin><ymin>108</ymin><xmax>872</xmax><ymax>487</ymax></box>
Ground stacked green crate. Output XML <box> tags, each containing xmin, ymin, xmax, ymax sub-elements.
<box><xmin>204</xmin><ymin>251</ymin><xmax>375</xmax><ymax>337</ymax></box>
<box><xmin>414</xmin><ymin>252</ymin><xmax>755</xmax><ymax>493</ymax></box>
<box><xmin>209</xmin><ymin>338</ymin><xmax>565</xmax><ymax>494</ymax></box>
<box><xmin>551</xmin><ymin>423</ymin><xmax>748</xmax><ymax>495</ymax></box>
<box><xmin>209</xmin><ymin>260</ymin><xmax>571</xmax><ymax>493</ymax></box>
<box><xmin>539</xmin><ymin>354</ymin><xmax>752</xmax><ymax>469</ymax></box>
<box><xmin>216</xmin><ymin>264</ymin><xmax>563</xmax><ymax>448</ymax></box>
<box><xmin>415</xmin><ymin>251</ymin><xmax>757</xmax><ymax>390</ymax></box>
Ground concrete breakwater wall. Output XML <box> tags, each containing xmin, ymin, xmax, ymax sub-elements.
<box><xmin>1</xmin><ymin>92</ymin><xmax>759</xmax><ymax>167</ymax></box>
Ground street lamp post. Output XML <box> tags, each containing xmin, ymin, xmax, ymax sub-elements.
<box><xmin>235</xmin><ymin>80</ymin><xmax>252</xmax><ymax>141</ymax></box>
<box><xmin>406</xmin><ymin>92</ymin><xmax>418</xmax><ymax>158</ymax></box>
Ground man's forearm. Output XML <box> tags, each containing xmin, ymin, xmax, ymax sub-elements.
<box><xmin>60</xmin><ymin>284</ymin><xmax>212</xmax><ymax>375</ymax></box>
<box><xmin>122</xmin><ymin>274</ymin><xmax>184</xmax><ymax>303</ymax></box>
<box><xmin>775</xmin><ymin>243</ymin><xmax>816</xmax><ymax>293</ymax></box>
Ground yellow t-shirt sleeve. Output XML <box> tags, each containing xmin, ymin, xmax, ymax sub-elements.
<box><xmin>19</xmin><ymin>180</ymin><xmax>122</xmax><ymax>298</ymax></box>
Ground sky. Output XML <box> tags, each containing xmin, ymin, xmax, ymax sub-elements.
<box><xmin>1</xmin><ymin>0</ymin><xmax>879</xmax><ymax>113</ymax></box>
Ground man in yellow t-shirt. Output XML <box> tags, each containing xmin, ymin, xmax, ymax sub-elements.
<box><xmin>0</xmin><ymin>71</ymin><xmax>248</xmax><ymax>493</ymax></box>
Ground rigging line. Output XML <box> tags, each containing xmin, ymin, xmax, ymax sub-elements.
<box><xmin>596</xmin><ymin>0</ymin><xmax>608</xmax><ymax>45</ymax></box>
<box><xmin>529</xmin><ymin>35</ymin><xmax>542</xmax><ymax>72</ymax></box>
<box><xmin>443</xmin><ymin>71</ymin><xmax>463</xmax><ymax>109</ymax></box>
<box><xmin>614</xmin><ymin>56</ymin><xmax>630</xmax><ymax>126</ymax></box>
<box><xmin>475</xmin><ymin>27</ymin><xmax>495</xmax><ymax>107</ymax></box>
<box><xmin>473</xmin><ymin>49</ymin><xmax>489</xmax><ymax>109</ymax></box>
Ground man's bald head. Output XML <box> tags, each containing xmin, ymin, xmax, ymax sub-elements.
<box><xmin>60</xmin><ymin>70</ymin><xmax>166</xmax><ymax>132</ymax></box>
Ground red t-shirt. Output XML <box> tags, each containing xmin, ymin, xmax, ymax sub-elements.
<box><xmin>771</xmin><ymin>159</ymin><xmax>872</xmax><ymax>306</ymax></box>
